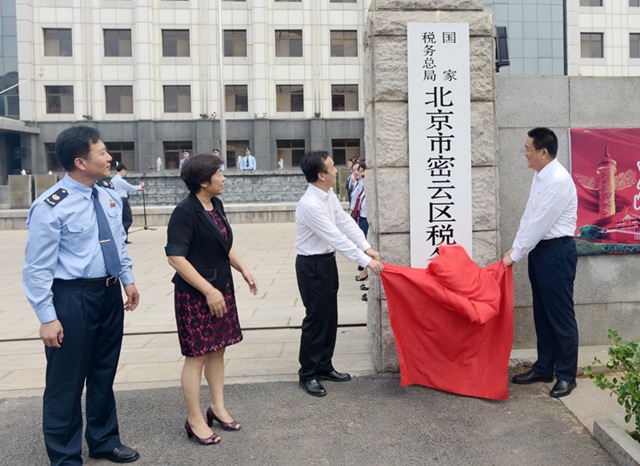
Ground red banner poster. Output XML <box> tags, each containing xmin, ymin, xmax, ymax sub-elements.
<box><xmin>570</xmin><ymin>128</ymin><xmax>640</xmax><ymax>254</ymax></box>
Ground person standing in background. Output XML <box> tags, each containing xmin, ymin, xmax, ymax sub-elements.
<box><xmin>240</xmin><ymin>148</ymin><xmax>256</xmax><ymax>171</ymax></box>
<box><xmin>111</xmin><ymin>163</ymin><xmax>144</xmax><ymax>244</ymax></box>
<box><xmin>179</xmin><ymin>150</ymin><xmax>190</xmax><ymax>171</ymax></box>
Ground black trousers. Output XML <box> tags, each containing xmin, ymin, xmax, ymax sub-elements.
<box><xmin>296</xmin><ymin>253</ymin><xmax>339</xmax><ymax>380</ymax></box>
<box><xmin>528</xmin><ymin>238</ymin><xmax>579</xmax><ymax>383</ymax></box>
<box><xmin>44</xmin><ymin>280</ymin><xmax>124</xmax><ymax>466</ymax></box>
<box><xmin>121</xmin><ymin>197</ymin><xmax>132</xmax><ymax>235</ymax></box>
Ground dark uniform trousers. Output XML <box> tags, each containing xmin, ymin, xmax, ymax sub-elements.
<box><xmin>528</xmin><ymin>238</ymin><xmax>579</xmax><ymax>383</ymax></box>
<box><xmin>44</xmin><ymin>280</ymin><xmax>124</xmax><ymax>466</ymax></box>
<box><xmin>296</xmin><ymin>253</ymin><xmax>339</xmax><ymax>380</ymax></box>
<box><xmin>121</xmin><ymin>197</ymin><xmax>133</xmax><ymax>236</ymax></box>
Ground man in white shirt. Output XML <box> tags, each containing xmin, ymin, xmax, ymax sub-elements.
<box><xmin>240</xmin><ymin>148</ymin><xmax>256</xmax><ymax>171</ymax></box>
<box><xmin>295</xmin><ymin>151</ymin><xmax>383</xmax><ymax>397</ymax></box>
<box><xmin>178</xmin><ymin>150</ymin><xmax>190</xmax><ymax>171</ymax></box>
<box><xmin>111</xmin><ymin>163</ymin><xmax>144</xmax><ymax>244</ymax></box>
<box><xmin>503</xmin><ymin>127</ymin><xmax>579</xmax><ymax>398</ymax></box>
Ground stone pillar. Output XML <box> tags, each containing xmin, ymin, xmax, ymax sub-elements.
<box><xmin>365</xmin><ymin>0</ymin><xmax>499</xmax><ymax>372</ymax></box>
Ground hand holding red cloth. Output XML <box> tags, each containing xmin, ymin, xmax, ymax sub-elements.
<box><xmin>380</xmin><ymin>244</ymin><xmax>514</xmax><ymax>400</ymax></box>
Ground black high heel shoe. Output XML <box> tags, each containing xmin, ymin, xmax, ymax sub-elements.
<box><xmin>355</xmin><ymin>274</ymin><xmax>368</xmax><ymax>281</ymax></box>
<box><xmin>206</xmin><ymin>406</ymin><xmax>241</xmax><ymax>431</ymax></box>
<box><xmin>185</xmin><ymin>419</ymin><xmax>221</xmax><ymax>445</ymax></box>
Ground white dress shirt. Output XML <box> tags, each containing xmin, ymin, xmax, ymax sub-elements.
<box><xmin>295</xmin><ymin>184</ymin><xmax>372</xmax><ymax>268</ymax></box>
<box><xmin>510</xmin><ymin>159</ymin><xmax>577</xmax><ymax>263</ymax></box>
<box><xmin>111</xmin><ymin>174</ymin><xmax>142</xmax><ymax>199</ymax></box>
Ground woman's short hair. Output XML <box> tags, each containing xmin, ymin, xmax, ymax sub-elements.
<box><xmin>180</xmin><ymin>154</ymin><xmax>223</xmax><ymax>193</ymax></box>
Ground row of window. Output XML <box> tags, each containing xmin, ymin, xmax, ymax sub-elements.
<box><xmin>580</xmin><ymin>0</ymin><xmax>640</xmax><ymax>6</ymax></box>
<box><xmin>44</xmin><ymin>83</ymin><xmax>359</xmax><ymax>114</ymax></box>
<box><xmin>44</xmin><ymin>28</ymin><xmax>358</xmax><ymax>58</ymax></box>
<box><xmin>580</xmin><ymin>32</ymin><xmax>640</xmax><ymax>58</ymax></box>
<box><xmin>45</xmin><ymin>138</ymin><xmax>360</xmax><ymax>171</ymax></box>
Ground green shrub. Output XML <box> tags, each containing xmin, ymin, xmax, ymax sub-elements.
<box><xmin>584</xmin><ymin>329</ymin><xmax>640</xmax><ymax>441</ymax></box>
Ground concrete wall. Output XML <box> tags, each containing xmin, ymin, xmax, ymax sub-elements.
<box><xmin>496</xmin><ymin>75</ymin><xmax>640</xmax><ymax>346</ymax></box>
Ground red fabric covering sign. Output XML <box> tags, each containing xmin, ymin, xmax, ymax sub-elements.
<box><xmin>381</xmin><ymin>245</ymin><xmax>514</xmax><ymax>400</ymax></box>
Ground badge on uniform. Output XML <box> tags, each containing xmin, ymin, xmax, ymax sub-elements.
<box><xmin>98</xmin><ymin>179</ymin><xmax>115</xmax><ymax>190</ymax></box>
<box><xmin>109</xmin><ymin>199</ymin><xmax>116</xmax><ymax>207</ymax></box>
<box><xmin>44</xmin><ymin>188</ymin><xmax>69</xmax><ymax>207</ymax></box>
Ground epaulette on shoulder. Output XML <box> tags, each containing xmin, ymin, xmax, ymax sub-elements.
<box><xmin>44</xmin><ymin>188</ymin><xmax>69</xmax><ymax>207</ymax></box>
<box><xmin>97</xmin><ymin>178</ymin><xmax>115</xmax><ymax>190</ymax></box>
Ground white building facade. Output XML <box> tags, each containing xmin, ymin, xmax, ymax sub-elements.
<box><xmin>14</xmin><ymin>0</ymin><xmax>367</xmax><ymax>173</ymax></box>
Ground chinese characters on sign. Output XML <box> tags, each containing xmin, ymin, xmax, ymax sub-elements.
<box><xmin>408</xmin><ymin>23</ymin><xmax>472</xmax><ymax>268</ymax></box>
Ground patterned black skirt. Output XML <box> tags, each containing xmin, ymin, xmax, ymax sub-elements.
<box><xmin>174</xmin><ymin>279</ymin><xmax>243</xmax><ymax>357</ymax></box>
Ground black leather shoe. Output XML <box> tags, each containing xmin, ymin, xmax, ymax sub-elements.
<box><xmin>299</xmin><ymin>378</ymin><xmax>326</xmax><ymax>397</ymax></box>
<box><xmin>89</xmin><ymin>445</ymin><xmax>140</xmax><ymax>463</ymax></box>
<box><xmin>317</xmin><ymin>369</ymin><xmax>351</xmax><ymax>382</ymax></box>
<box><xmin>550</xmin><ymin>380</ymin><xmax>577</xmax><ymax>398</ymax></box>
<box><xmin>511</xmin><ymin>369</ymin><xmax>553</xmax><ymax>384</ymax></box>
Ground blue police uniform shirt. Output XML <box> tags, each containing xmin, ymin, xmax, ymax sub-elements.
<box><xmin>111</xmin><ymin>173</ymin><xmax>142</xmax><ymax>199</ymax></box>
<box><xmin>23</xmin><ymin>174</ymin><xmax>134</xmax><ymax>324</ymax></box>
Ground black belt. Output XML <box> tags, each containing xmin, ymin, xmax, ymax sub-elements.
<box><xmin>302</xmin><ymin>251</ymin><xmax>335</xmax><ymax>258</ymax></box>
<box><xmin>538</xmin><ymin>236</ymin><xmax>574</xmax><ymax>246</ymax></box>
<box><xmin>54</xmin><ymin>276</ymin><xmax>119</xmax><ymax>287</ymax></box>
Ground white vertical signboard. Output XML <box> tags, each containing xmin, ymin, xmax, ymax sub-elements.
<box><xmin>407</xmin><ymin>23</ymin><xmax>472</xmax><ymax>268</ymax></box>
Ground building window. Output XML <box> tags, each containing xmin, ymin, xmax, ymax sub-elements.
<box><xmin>331</xmin><ymin>84</ymin><xmax>359</xmax><ymax>111</ymax></box>
<box><xmin>580</xmin><ymin>0</ymin><xmax>602</xmax><ymax>5</ymax></box>
<box><xmin>44</xmin><ymin>28</ymin><xmax>72</xmax><ymax>56</ymax></box>
<box><xmin>164</xmin><ymin>141</ymin><xmax>192</xmax><ymax>169</ymax></box>
<box><xmin>224</xmin><ymin>30</ymin><xmax>247</xmax><ymax>57</ymax></box>
<box><xmin>632</xmin><ymin>0</ymin><xmax>640</xmax><ymax>7</ymax></box>
<box><xmin>581</xmin><ymin>33</ymin><xmax>603</xmax><ymax>58</ymax></box>
<box><xmin>331</xmin><ymin>30</ymin><xmax>358</xmax><ymax>57</ymax></box>
<box><xmin>275</xmin><ymin>30</ymin><xmax>303</xmax><ymax>57</ymax></box>
<box><xmin>45</xmin><ymin>143</ymin><xmax>63</xmax><ymax>172</ymax></box>
<box><xmin>276</xmin><ymin>139</ymin><xmax>305</xmax><ymax>167</ymax></box>
<box><xmin>105</xmin><ymin>86</ymin><xmax>133</xmax><ymax>114</ymax></box>
<box><xmin>162</xmin><ymin>30</ymin><xmax>190</xmax><ymax>57</ymax></box>
<box><xmin>631</xmin><ymin>34</ymin><xmax>640</xmax><ymax>58</ymax></box>
<box><xmin>45</xmin><ymin>86</ymin><xmax>74</xmax><ymax>113</ymax></box>
<box><xmin>276</xmin><ymin>85</ymin><xmax>304</xmax><ymax>112</ymax></box>
<box><xmin>163</xmin><ymin>86</ymin><xmax>191</xmax><ymax>113</ymax></box>
<box><xmin>106</xmin><ymin>142</ymin><xmax>135</xmax><ymax>170</ymax></box>
<box><xmin>332</xmin><ymin>139</ymin><xmax>360</xmax><ymax>166</ymax></box>
<box><xmin>1</xmin><ymin>93</ymin><xmax>19</xmax><ymax>119</ymax></box>
<box><xmin>104</xmin><ymin>29</ymin><xmax>132</xmax><ymax>57</ymax></box>
<box><xmin>225</xmin><ymin>85</ymin><xmax>248</xmax><ymax>112</ymax></box>
<box><xmin>225</xmin><ymin>140</ymin><xmax>250</xmax><ymax>169</ymax></box>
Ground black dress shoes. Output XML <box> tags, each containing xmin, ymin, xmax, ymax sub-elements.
<box><xmin>511</xmin><ymin>369</ymin><xmax>553</xmax><ymax>385</ymax></box>
<box><xmin>550</xmin><ymin>380</ymin><xmax>577</xmax><ymax>398</ymax></box>
<box><xmin>299</xmin><ymin>378</ymin><xmax>327</xmax><ymax>397</ymax></box>
<box><xmin>89</xmin><ymin>444</ymin><xmax>140</xmax><ymax>463</ymax></box>
<box><xmin>317</xmin><ymin>369</ymin><xmax>352</xmax><ymax>382</ymax></box>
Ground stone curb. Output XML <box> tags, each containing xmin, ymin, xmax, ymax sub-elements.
<box><xmin>593</xmin><ymin>418</ymin><xmax>640</xmax><ymax>466</ymax></box>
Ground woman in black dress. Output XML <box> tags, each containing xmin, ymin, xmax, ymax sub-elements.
<box><xmin>166</xmin><ymin>154</ymin><xmax>258</xmax><ymax>445</ymax></box>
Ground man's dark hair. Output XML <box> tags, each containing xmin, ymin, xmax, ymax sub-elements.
<box><xmin>116</xmin><ymin>163</ymin><xmax>127</xmax><ymax>172</ymax></box>
<box><xmin>211</xmin><ymin>148</ymin><xmax>220</xmax><ymax>153</ymax></box>
<box><xmin>55</xmin><ymin>125</ymin><xmax>101</xmax><ymax>172</ymax></box>
<box><xmin>358</xmin><ymin>161</ymin><xmax>367</xmax><ymax>171</ymax></box>
<box><xmin>300</xmin><ymin>151</ymin><xmax>329</xmax><ymax>183</ymax></box>
<box><xmin>528</xmin><ymin>127</ymin><xmax>558</xmax><ymax>158</ymax></box>
<box><xmin>181</xmin><ymin>154</ymin><xmax>223</xmax><ymax>193</ymax></box>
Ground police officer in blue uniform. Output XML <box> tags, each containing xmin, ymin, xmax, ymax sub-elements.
<box><xmin>23</xmin><ymin>126</ymin><xmax>141</xmax><ymax>465</ymax></box>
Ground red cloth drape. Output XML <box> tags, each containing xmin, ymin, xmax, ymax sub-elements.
<box><xmin>380</xmin><ymin>244</ymin><xmax>514</xmax><ymax>400</ymax></box>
